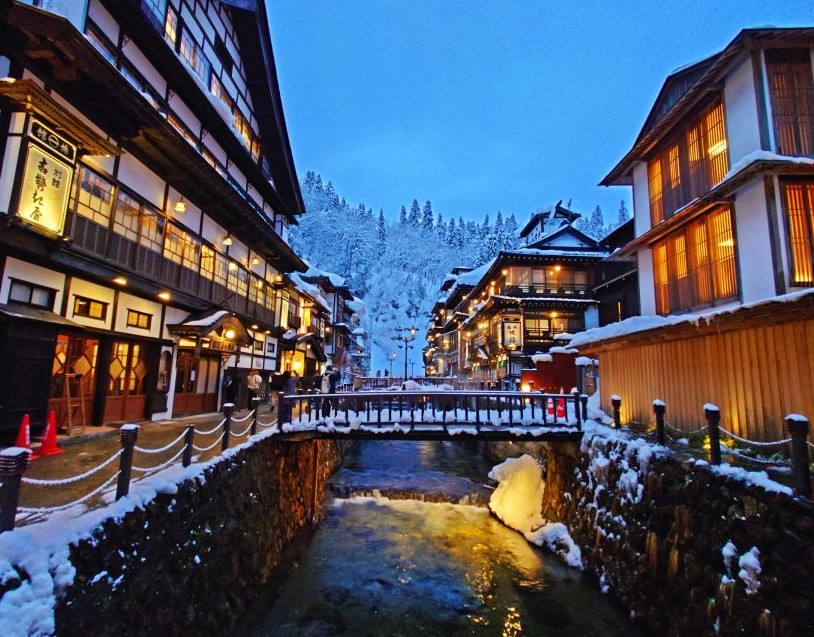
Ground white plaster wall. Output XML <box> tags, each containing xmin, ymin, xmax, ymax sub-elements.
<box><xmin>167</xmin><ymin>185</ymin><xmax>201</xmax><ymax>232</ymax></box>
<box><xmin>81</xmin><ymin>155</ymin><xmax>116</xmax><ymax>178</ymax></box>
<box><xmin>637</xmin><ymin>248</ymin><xmax>656</xmax><ymax>315</ymax></box>
<box><xmin>87</xmin><ymin>0</ymin><xmax>119</xmax><ymax>43</ymax></box>
<box><xmin>168</xmin><ymin>93</ymin><xmax>201</xmax><ymax>137</ymax></box>
<box><xmin>632</xmin><ymin>162</ymin><xmax>651</xmax><ymax>237</ymax></box>
<box><xmin>584</xmin><ymin>305</ymin><xmax>599</xmax><ymax>329</ymax></box>
<box><xmin>202</xmin><ymin>134</ymin><xmax>227</xmax><ymax>167</ymax></box>
<box><xmin>66</xmin><ymin>278</ymin><xmax>115</xmax><ymax>330</ymax></box>
<box><xmin>732</xmin><ymin>180</ymin><xmax>776</xmax><ymax>303</ymax></box>
<box><xmin>117</xmin><ymin>154</ymin><xmax>165</xmax><ymax>209</ymax></box>
<box><xmin>0</xmin><ymin>134</ymin><xmax>22</xmax><ymax>214</ymax></box>
<box><xmin>0</xmin><ymin>257</ymin><xmax>65</xmax><ymax>310</ymax></box>
<box><xmin>122</xmin><ymin>41</ymin><xmax>167</xmax><ymax>97</ymax></box>
<box><xmin>201</xmin><ymin>215</ymin><xmax>227</xmax><ymax>246</ymax></box>
<box><xmin>724</xmin><ymin>57</ymin><xmax>761</xmax><ymax>165</ymax></box>
<box><xmin>114</xmin><ymin>292</ymin><xmax>163</xmax><ymax>339</ymax></box>
<box><xmin>162</xmin><ymin>306</ymin><xmax>189</xmax><ymax>341</ymax></box>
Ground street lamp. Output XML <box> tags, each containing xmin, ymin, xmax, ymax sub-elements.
<box><xmin>394</xmin><ymin>325</ymin><xmax>418</xmax><ymax>380</ymax></box>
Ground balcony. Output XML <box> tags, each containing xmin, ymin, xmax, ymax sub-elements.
<box><xmin>503</xmin><ymin>285</ymin><xmax>589</xmax><ymax>298</ymax></box>
<box><xmin>69</xmin><ymin>214</ymin><xmax>276</xmax><ymax>326</ymax></box>
<box><xmin>288</xmin><ymin>314</ymin><xmax>302</xmax><ymax>330</ymax></box>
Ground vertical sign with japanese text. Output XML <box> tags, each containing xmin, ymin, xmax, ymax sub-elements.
<box><xmin>14</xmin><ymin>120</ymin><xmax>76</xmax><ymax>236</ymax></box>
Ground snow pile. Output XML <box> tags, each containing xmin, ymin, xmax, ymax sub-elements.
<box><xmin>487</xmin><ymin>455</ymin><xmax>544</xmax><ymax>533</ymax></box>
<box><xmin>738</xmin><ymin>547</ymin><xmax>762</xmax><ymax>596</ymax></box>
<box><xmin>531</xmin><ymin>352</ymin><xmax>553</xmax><ymax>364</ymax></box>
<box><xmin>526</xmin><ymin>523</ymin><xmax>583</xmax><ymax>569</ymax></box>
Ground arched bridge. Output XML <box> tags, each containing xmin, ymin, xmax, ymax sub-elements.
<box><xmin>278</xmin><ymin>389</ymin><xmax>585</xmax><ymax>442</ymax></box>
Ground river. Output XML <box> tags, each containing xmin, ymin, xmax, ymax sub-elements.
<box><xmin>239</xmin><ymin>440</ymin><xmax>644</xmax><ymax>636</ymax></box>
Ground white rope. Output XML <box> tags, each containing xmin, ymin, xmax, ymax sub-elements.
<box><xmin>723</xmin><ymin>447</ymin><xmax>787</xmax><ymax>465</ymax></box>
<box><xmin>21</xmin><ymin>449</ymin><xmax>123</xmax><ymax>487</ymax></box>
<box><xmin>132</xmin><ymin>447</ymin><xmax>186</xmax><ymax>474</ymax></box>
<box><xmin>17</xmin><ymin>471</ymin><xmax>120</xmax><ymax>514</ymax></box>
<box><xmin>228</xmin><ymin>412</ymin><xmax>253</xmax><ymax>423</ymax></box>
<box><xmin>255</xmin><ymin>418</ymin><xmax>277</xmax><ymax>428</ymax></box>
<box><xmin>134</xmin><ymin>430</ymin><xmax>187</xmax><ymax>455</ymax></box>
<box><xmin>718</xmin><ymin>426</ymin><xmax>792</xmax><ymax>448</ymax></box>
<box><xmin>194</xmin><ymin>419</ymin><xmax>226</xmax><ymax>436</ymax></box>
<box><xmin>193</xmin><ymin>432</ymin><xmax>224</xmax><ymax>452</ymax></box>
<box><xmin>231</xmin><ymin>422</ymin><xmax>253</xmax><ymax>438</ymax></box>
<box><xmin>665</xmin><ymin>421</ymin><xmax>707</xmax><ymax>435</ymax></box>
<box><xmin>808</xmin><ymin>441</ymin><xmax>814</xmax><ymax>450</ymax></box>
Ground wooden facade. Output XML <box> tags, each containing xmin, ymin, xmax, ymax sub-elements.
<box><xmin>586</xmin><ymin>296</ymin><xmax>814</xmax><ymax>442</ymax></box>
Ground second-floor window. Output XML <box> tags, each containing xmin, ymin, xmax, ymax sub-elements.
<box><xmin>766</xmin><ymin>49</ymin><xmax>814</xmax><ymax>158</ymax></box>
<box><xmin>782</xmin><ymin>180</ymin><xmax>814</xmax><ymax>286</ymax></box>
<box><xmin>652</xmin><ymin>205</ymin><xmax>738</xmax><ymax>315</ymax></box>
<box><xmin>73</xmin><ymin>296</ymin><xmax>107</xmax><ymax>320</ymax></box>
<box><xmin>648</xmin><ymin>100</ymin><xmax>729</xmax><ymax>225</ymax></box>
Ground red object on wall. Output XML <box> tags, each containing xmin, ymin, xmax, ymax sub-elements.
<box><xmin>520</xmin><ymin>352</ymin><xmax>577</xmax><ymax>394</ymax></box>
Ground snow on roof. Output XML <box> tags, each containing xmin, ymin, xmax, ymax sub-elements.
<box><xmin>289</xmin><ymin>273</ymin><xmax>331</xmax><ymax>312</ymax></box>
<box><xmin>716</xmin><ymin>150</ymin><xmax>814</xmax><ymax>188</ymax></box>
<box><xmin>455</xmin><ymin>259</ymin><xmax>495</xmax><ymax>287</ymax></box>
<box><xmin>503</xmin><ymin>248</ymin><xmax>609</xmax><ymax>259</ymax></box>
<box><xmin>347</xmin><ymin>297</ymin><xmax>366</xmax><ymax>318</ymax></box>
<box><xmin>568</xmin><ymin>288</ymin><xmax>814</xmax><ymax>349</ymax></box>
<box><xmin>303</xmin><ymin>261</ymin><xmax>346</xmax><ymax>288</ymax></box>
<box><xmin>351</xmin><ymin>327</ymin><xmax>365</xmax><ymax>335</ymax></box>
<box><xmin>181</xmin><ymin>309</ymin><xmax>230</xmax><ymax>327</ymax></box>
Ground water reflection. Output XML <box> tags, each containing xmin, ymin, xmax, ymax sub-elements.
<box><xmin>245</xmin><ymin>496</ymin><xmax>643</xmax><ymax>636</ymax></box>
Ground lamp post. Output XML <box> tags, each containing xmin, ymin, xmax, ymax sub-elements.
<box><xmin>394</xmin><ymin>325</ymin><xmax>418</xmax><ymax>380</ymax></box>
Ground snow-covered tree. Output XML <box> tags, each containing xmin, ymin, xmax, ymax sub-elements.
<box><xmin>616</xmin><ymin>199</ymin><xmax>630</xmax><ymax>226</ymax></box>
<box><xmin>435</xmin><ymin>211</ymin><xmax>445</xmax><ymax>242</ymax></box>
<box><xmin>377</xmin><ymin>209</ymin><xmax>387</xmax><ymax>246</ymax></box>
<box><xmin>421</xmin><ymin>200</ymin><xmax>434</xmax><ymax>231</ymax></box>
<box><xmin>399</xmin><ymin>205</ymin><xmax>407</xmax><ymax>226</ymax></box>
<box><xmin>408</xmin><ymin>199</ymin><xmax>421</xmax><ymax>227</ymax></box>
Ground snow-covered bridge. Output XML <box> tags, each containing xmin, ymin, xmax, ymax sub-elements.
<box><xmin>278</xmin><ymin>390</ymin><xmax>585</xmax><ymax>442</ymax></box>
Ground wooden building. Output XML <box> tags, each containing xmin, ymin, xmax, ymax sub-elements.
<box><xmin>578</xmin><ymin>28</ymin><xmax>814</xmax><ymax>439</ymax></box>
<box><xmin>0</xmin><ymin>0</ymin><xmax>307</xmax><ymax>439</ymax></box>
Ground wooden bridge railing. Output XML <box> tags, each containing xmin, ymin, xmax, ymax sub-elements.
<box><xmin>279</xmin><ymin>389</ymin><xmax>585</xmax><ymax>435</ymax></box>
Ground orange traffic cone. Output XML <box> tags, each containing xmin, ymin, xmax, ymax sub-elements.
<box><xmin>33</xmin><ymin>411</ymin><xmax>64</xmax><ymax>458</ymax></box>
<box><xmin>556</xmin><ymin>398</ymin><xmax>566</xmax><ymax>419</ymax></box>
<box><xmin>546</xmin><ymin>397</ymin><xmax>555</xmax><ymax>417</ymax></box>
<box><xmin>14</xmin><ymin>414</ymin><xmax>31</xmax><ymax>450</ymax></box>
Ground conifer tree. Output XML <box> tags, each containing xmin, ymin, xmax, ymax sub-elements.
<box><xmin>435</xmin><ymin>212</ymin><xmax>445</xmax><ymax>242</ymax></box>
<box><xmin>409</xmin><ymin>199</ymin><xmax>421</xmax><ymax>227</ymax></box>
<box><xmin>617</xmin><ymin>199</ymin><xmax>630</xmax><ymax>226</ymax></box>
<box><xmin>377</xmin><ymin>209</ymin><xmax>387</xmax><ymax>245</ymax></box>
<box><xmin>421</xmin><ymin>200</ymin><xmax>434</xmax><ymax>231</ymax></box>
<box><xmin>447</xmin><ymin>218</ymin><xmax>457</xmax><ymax>247</ymax></box>
<box><xmin>589</xmin><ymin>205</ymin><xmax>604</xmax><ymax>239</ymax></box>
<box><xmin>399</xmin><ymin>205</ymin><xmax>408</xmax><ymax>226</ymax></box>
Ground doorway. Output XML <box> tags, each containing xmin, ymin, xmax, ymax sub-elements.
<box><xmin>173</xmin><ymin>351</ymin><xmax>220</xmax><ymax>416</ymax></box>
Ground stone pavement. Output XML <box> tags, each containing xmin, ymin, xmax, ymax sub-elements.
<box><xmin>5</xmin><ymin>404</ymin><xmax>277</xmax><ymax>527</ymax></box>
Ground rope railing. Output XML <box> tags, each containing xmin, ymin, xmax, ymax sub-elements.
<box><xmin>134</xmin><ymin>430</ymin><xmax>188</xmax><ymax>455</ymax></box>
<box><xmin>227</xmin><ymin>412</ymin><xmax>253</xmax><ymax>424</ymax></box>
<box><xmin>193</xmin><ymin>433</ymin><xmax>225</xmax><ymax>453</ymax></box>
<box><xmin>132</xmin><ymin>447</ymin><xmax>187</xmax><ymax>474</ymax></box>
<box><xmin>255</xmin><ymin>417</ymin><xmax>277</xmax><ymax>428</ymax></box>
<box><xmin>17</xmin><ymin>471</ymin><xmax>120</xmax><ymax>515</ymax></box>
<box><xmin>718</xmin><ymin>426</ymin><xmax>792</xmax><ymax>448</ymax></box>
<box><xmin>20</xmin><ymin>449</ymin><xmax>123</xmax><ymax>487</ymax></box>
<box><xmin>194</xmin><ymin>419</ymin><xmax>226</xmax><ymax>437</ymax></box>
<box><xmin>606</xmin><ymin>396</ymin><xmax>812</xmax><ymax>500</ymax></box>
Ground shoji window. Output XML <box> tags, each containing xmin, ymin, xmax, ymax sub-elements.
<box><xmin>782</xmin><ymin>181</ymin><xmax>814</xmax><ymax>286</ymax></box>
<box><xmin>766</xmin><ymin>49</ymin><xmax>814</xmax><ymax>158</ymax></box>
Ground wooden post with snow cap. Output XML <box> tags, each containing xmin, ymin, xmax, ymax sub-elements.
<box><xmin>653</xmin><ymin>399</ymin><xmax>666</xmax><ymax>446</ymax></box>
<box><xmin>116</xmin><ymin>424</ymin><xmax>139</xmax><ymax>501</ymax></box>
<box><xmin>222</xmin><ymin>403</ymin><xmax>234</xmax><ymax>452</ymax></box>
<box><xmin>785</xmin><ymin>414</ymin><xmax>812</xmax><ymax>499</ymax></box>
<box><xmin>182</xmin><ymin>424</ymin><xmax>195</xmax><ymax>468</ymax></box>
<box><xmin>580</xmin><ymin>394</ymin><xmax>588</xmax><ymax>422</ymax></box>
<box><xmin>0</xmin><ymin>447</ymin><xmax>29</xmax><ymax>532</ymax></box>
<box><xmin>250</xmin><ymin>397</ymin><xmax>261</xmax><ymax>436</ymax></box>
<box><xmin>705</xmin><ymin>404</ymin><xmax>721</xmax><ymax>465</ymax></box>
<box><xmin>611</xmin><ymin>394</ymin><xmax>622</xmax><ymax>429</ymax></box>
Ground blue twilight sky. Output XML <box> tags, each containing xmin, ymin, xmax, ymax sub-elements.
<box><xmin>266</xmin><ymin>0</ymin><xmax>808</xmax><ymax>226</ymax></box>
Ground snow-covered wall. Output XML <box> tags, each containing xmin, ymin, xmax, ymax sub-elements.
<box><xmin>485</xmin><ymin>428</ymin><xmax>814</xmax><ymax>635</ymax></box>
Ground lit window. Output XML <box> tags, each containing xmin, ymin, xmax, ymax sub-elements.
<box><xmin>782</xmin><ymin>181</ymin><xmax>814</xmax><ymax>286</ymax></box>
<box><xmin>126</xmin><ymin>310</ymin><xmax>152</xmax><ymax>330</ymax></box>
<box><xmin>73</xmin><ymin>296</ymin><xmax>108</xmax><ymax>321</ymax></box>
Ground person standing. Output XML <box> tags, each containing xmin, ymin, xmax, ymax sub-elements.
<box><xmin>319</xmin><ymin>365</ymin><xmax>340</xmax><ymax>418</ymax></box>
<box><xmin>247</xmin><ymin>369</ymin><xmax>262</xmax><ymax>408</ymax></box>
<box><xmin>222</xmin><ymin>370</ymin><xmax>239</xmax><ymax>408</ymax></box>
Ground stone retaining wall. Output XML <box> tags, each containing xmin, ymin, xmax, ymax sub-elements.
<box><xmin>54</xmin><ymin>438</ymin><xmax>352</xmax><ymax>636</ymax></box>
<box><xmin>486</xmin><ymin>432</ymin><xmax>814</xmax><ymax>636</ymax></box>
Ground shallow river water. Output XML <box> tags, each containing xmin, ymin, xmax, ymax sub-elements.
<box><xmin>241</xmin><ymin>441</ymin><xmax>644</xmax><ymax>636</ymax></box>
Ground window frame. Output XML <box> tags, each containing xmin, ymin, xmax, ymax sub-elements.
<box><xmin>72</xmin><ymin>295</ymin><xmax>108</xmax><ymax>321</ymax></box>
<box><xmin>781</xmin><ymin>179</ymin><xmax>814</xmax><ymax>287</ymax></box>
<box><xmin>126</xmin><ymin>309</ymin><xmax>153</xmax><ymax>330</ymax></box>
<box><xmin>7</xmin><ymin>279</ymin><xmax>57</xmax><ymax>310</ymax></box>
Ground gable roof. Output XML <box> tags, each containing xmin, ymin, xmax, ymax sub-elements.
<box><xmin>519</xmin><ymin>201</ymin><xmax>581</xmax><ymax>238</ymax></box>
<box><xmin>526</xmin><ymin>223</ymin><xmax>601</xmax><ymax>250</ymax></box>
<box><xmin>601</xmin><ymin>27</ymin><xmax>814</xmax><ymax>186</ymax></box>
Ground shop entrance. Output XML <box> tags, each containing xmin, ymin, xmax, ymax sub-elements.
<box><xmin>103</xmin><ymin>340</ymin><xmax>150</xmax><ymax>422</ymax></box>
<box><xmin>49</xmin><ymin>333</ymin><xmax>99</xmax><ymax>432</ymax></box>
<box><xmin>173</xmin><ymin>351</ymin><xmax>220</xmax><ymax>416</ymax></box>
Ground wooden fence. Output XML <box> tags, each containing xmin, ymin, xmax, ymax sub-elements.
<box><xmin>585</xmin><ymin>298</ymin><xmax>814</xmax><ymax>442</ymax></box>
